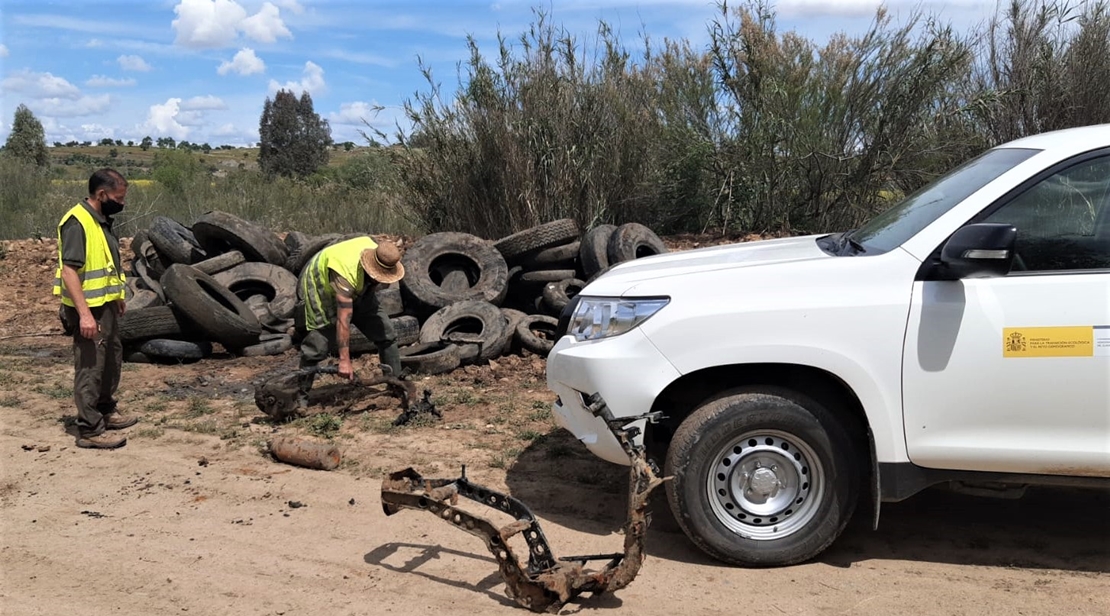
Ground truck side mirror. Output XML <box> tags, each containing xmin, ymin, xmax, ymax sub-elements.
<box><xmin>936</xmin><ymin>223</ymin><xmax>1018</xmax><ymax>280</ymax></box>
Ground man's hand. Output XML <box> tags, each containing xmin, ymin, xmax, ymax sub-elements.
<box><xmin>115</xmin><ymin>299</ymin><xmax>126</xmax><ymax>316</ymax></box>
<box><xmin>78</xmin><ymin>311</ymin><xmax>98</xmax><ymax>340</ymax></box>
<box><xmin>338</xmin><ymin>357</ymin><xmax>354</xmax><ymax>380</ymax></box>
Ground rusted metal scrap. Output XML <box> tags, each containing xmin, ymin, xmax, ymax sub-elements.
<box><xmin>381</xmin><ymin>402</ymin><xmax>667</xmax><ymax>613</ymax></box>
<box><xmin>270</xmin><ymin>435</ymin><xmax>341</xmax><ymax>470</ymax></box>
<box><xmin>254</xmin><ymin>364</ymin><xmax>422</xmax><ymax>424</ymax></box>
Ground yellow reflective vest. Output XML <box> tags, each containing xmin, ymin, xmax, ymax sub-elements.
<box><xmin>300</xmin><ymin>236</ymin><xmax>377</xmax><ymax>331</ymax></box>
<box><xmin>52</xmin><ymin>203</ymin><xmax>126</xmax><ymax>308</ymax></box>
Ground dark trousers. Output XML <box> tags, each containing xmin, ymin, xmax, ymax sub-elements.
<box><xmin>297</xmin><ymin>294</ymin><xmax>401</xmax><ymax>393</ymax></box>
<box><xmin>62</xmin><ymin>304</ymin><xmax>122</xmax><ymax>437</ymax></box>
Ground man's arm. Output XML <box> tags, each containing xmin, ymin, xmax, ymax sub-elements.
<box><xmin>335</xmin><ymin>289</ymin><xmax>355</xmax><ymax>379</ymax></box>
<box><xmin>61</xmin><ymin>265</ymin><xmax>98</xmax><ymax>339</ymax></box>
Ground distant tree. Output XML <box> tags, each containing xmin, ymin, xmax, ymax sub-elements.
<box><xmin>53</xmin><ymin>141</ymin><xmax>62</xmax><ymax>147</ymax></box>
<box><xmin>140</xmin><ymin>136</ymin><xmax>153</xmax><ymax>151</ymax></box>
<box><xmin>3</xmin><ymin>105</ymin><xmax>50</xmax><ymax>167</ymax></box>
<box><xmin>157</xmin><ymin>136</ymin><xmax>176</xmax><ymax>149</ymax></box>
<box><xmin>177</xmin><ymin>140</ymin><xmax>192</xmax><ymax>150</ymax></box>
<box><xmin>343</xmin><ymin>141</ymin><xmax>355</xmax><ymax>152</ymax></box>
<box><xmin>127</xmin><ymin>140</ymin><xmax>134</xmax><ymax>147</ymax></box>
<box><xmin>114</xmin><ymin>139</ymin><xmax>123</xmax><ymax>147</ymax></box>
<box><xmin>152</xmin><ymin>149</ymin><xmax>203</xmax><ymax>193</ymax></box>
<box><xmin>81</xmin><ymin>141</ymin><xmax>92</xmax><ymax>147</ymax></box>
<box><xmin>65</xmin><ymin>140</ymin><xmax>79</xmax><ymax>147</ymax></box>
<box><xmin>258</xmin><ymin>89</ymin><xmax>332</xmax><ymax>178</ymax></box>
<box><xmin>201</xmin><ymin>143</ymin><xmax>212</xmax><ymax>153</ymax></box>
<box><xmin>109</xmin><ymin>148</ymin><xmax>119</xmax><ymax>158</ymax></box>
<box><xmin>99</xmin><ymin>138</ymin><xmax>115</xmax><ymax>147</ymax></box>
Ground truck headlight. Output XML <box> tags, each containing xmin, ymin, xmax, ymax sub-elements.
<box><xmin>567</xmin><ymin>297</ymin><xmax>669</xmax><ymax>342</ymax></box>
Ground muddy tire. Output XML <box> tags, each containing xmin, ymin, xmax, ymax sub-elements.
<box><xmin>348</xmin><ymin>315</ymin><xmax>419</xmax><ymax>354</ymax></box>
<box><xmin>522</xmin><ymin>240</ymin><xmax>580</xmax><ymax>269</ymax></box>
<box><xmin>541</xmin><ymin>278</ymin><xmax>585</xmax><ymax>314</ymax></box>
<box><xmin>126</xmin><ymin>288</ymin><xmax>162</xmax><ymax>311</ymax></box>
<box><xmin>399</xmin><ymin>342</ymin><xmax>461</xmax><ymax>375</ymax></box>
<box><xmin>123</xmin><ymin>350</ymin><xmax>151</xmax><ymax>364</ymax></box>
<box><xmin>137</xmin><ymin>240</ymin><xmax>169</xmax><ymax>279</ymax></box>
<box><xmin>132</xmin><ymin>254</ymin><xmax>165</xmax><ymax>301</ymax></box>
<box><xmin>192</xmin><ymin>210</ymin><xmax>287</xmax><ymax>265</ymax></box>
<box><xmin>148</xmin><ymin>216</ymin><xmax>205</xmax><ymax>265</ymax></box>
<box><xmin>212</xmin><ymin>262</ymin><xmax>298</xmax><ymax>321</ymax></box>
<box><xmin>284</xmin><ymin>231</ymin><xmax>310</xmax><ymax>253</ymax></box>
<box><xmin>607</xmin><ymin>222</ymin><xmax>667</xmax><ymax>264</ymax></box>
<box><xmin>400</xmin><ymin>232</ymin><xmax>509</xmax><ymax>317</ymax></box>
<box><xmin>285</xmin><ymin>233</ymin><xmax>346</xmax><ymax>276</ymax></box>
<box><xmin>418</xmin><ymin>300</ymin><xmax>511</xmax><ymax>362</ymax></box>
<box><xmin>139</xmin><ymin>338</ymin><xmax>213</xmax><ymax>363</ymax></box>
<box><xmin>665</xmin><ymin>388</ymin><xmax>859</xmax><ymax>567</ymax></box>
<box><xmin>494</xmin><ymin>219</ymin><xmax>580</xmax><ymax>265</ymax></box>
<box><xmin>516</xmin><ymin>315</ymin><xmax>559</xmax><ymax>356</ymax></box>
<box><xmin>501</xmin><ymin>308</ymin><xmax>528</xmax><ymax>354</ymax></box>
<box><xmin>240</xmin><ymin>334</ymin><xmax>293</xmax><ymax>357</ymax></box>
<box><xmin>579</xmin><ymin>224</ymin><xmax>616</xmax><ymax>279</ymax></box>
<box><xmin>120</xmin><ymin>306</ymin><xmax>194</xmax><ymax>342</ymax></box>
<box><xmin>160</xmin><ymin>263</ymin><xmax>262</xmax><ymax>349</ymax></box>
<box><xmin>193</xmin><ymin>250</ymin><xmax>245</xmax><ymax>275</ymax></box>
<box><xmin>519</xmin><ymin>269</ymin><xmax>577</xmax><ymax>285</ymax></box>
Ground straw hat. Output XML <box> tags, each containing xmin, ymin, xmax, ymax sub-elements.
<box><xmin>360</xmin><ymin>242</ymin><xmax>405</xmax><ymax>284</ymax></box>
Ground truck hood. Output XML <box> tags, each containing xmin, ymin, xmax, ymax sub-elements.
<box><xmin>585</xmin><ymin>234</ymin><xmax>833</xmax><ymax>296</ymax></box>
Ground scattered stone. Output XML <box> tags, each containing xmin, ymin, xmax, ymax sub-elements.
<box><xmin>21</xmin><ymin>444</ymin><xmax>34</xmax><ymax>451</ymax></box>
<box><xmin>348</xmin><ymin>498</ymin><xmax>355</xmax><ymax>506</ymax></box>
<box><xmin>288</xmin><ymin>500</ymin><xmax>304</xmax><ymax>509</ymax></box>
<box><xmin>37</xmin><ymin>445</ymin><xmax>50</xmax><ymax>453</ymax></box>
<box><xmin>197</xmin><ymin>456</ymin><xmax>209</xmax><ymax>467</ymax></box>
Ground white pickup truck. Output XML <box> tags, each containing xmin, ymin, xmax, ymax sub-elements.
<box><xmin>545</xmin><ymin>125</ymin><xmax>1110</xmax><ymax>567</ymax></box>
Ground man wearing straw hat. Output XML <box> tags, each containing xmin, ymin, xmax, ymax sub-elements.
<box><xmin>296</xmin><ymin>236</ymin><xmax>405</xmax><ymax>407</ymax></box>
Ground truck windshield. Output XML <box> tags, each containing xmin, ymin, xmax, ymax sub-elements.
<box><xmin>850</xmin><ymin>147</ymin><xmax>1040</xmax><ymax>253</ymax></box>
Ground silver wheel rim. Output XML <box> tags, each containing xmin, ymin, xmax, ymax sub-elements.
<box><xmin>706</xmin><ymin>429</ymin><xmax>825</xmax><ymax>541</ymax></box>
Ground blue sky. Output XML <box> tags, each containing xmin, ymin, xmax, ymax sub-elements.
<box><xmin>0</xmin><ymin>0</ymin><xmax>997</xmax><ymax>147</ymax></box>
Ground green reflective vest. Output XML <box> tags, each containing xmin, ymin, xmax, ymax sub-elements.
<box><xmin>300</xmin><ymin>236</ymin><xmax>377</xmax><ymax>331</ymax></box>
<box><xmin>53</xmin><ymin>203</ymin><xmax>126</xmax><ymax>308</ymax></box>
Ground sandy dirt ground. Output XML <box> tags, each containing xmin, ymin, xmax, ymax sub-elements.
<box><xmin>0</xmin><ymin>236</ymin><xmax>1107</xmax><ymax>616</ymax></box>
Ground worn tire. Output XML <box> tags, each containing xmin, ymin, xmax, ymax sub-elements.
<box><xmin>126</xmin><ymin>288</ymin><xmax>162</xmax><ymax>311</ymax></box>
<box><xmin>148</xmin><ymin>216</ymin><xmax>205</xmax><ymax>265</ymax></box>
<box><xmin>348</xmin><ymin>315</ymin><xmax>420</xmax><ymax>354</ymax></box>
<box><xmin>400</xmin><ymin>232</ymin><xmax>508</xmax><ymax>317</ymax></box>
<box><xmin>286</xmin><ymin>233</ymin><xmax>345</xmax><ymax>275</ymax></box>
<box><xmin>607</xmin><ymin>222</ymin><xmax>667</xmax><ymax>264</ymax></box>
<box><xmin>120</xmin><ymin>306</ymin><xmax>193</xmax><ymax>342</ymax></box>
<box><xmin>284</xmin><ymin>231</ymin><xmax>310</xmax><ymax>253</ymax></box>
<box><xmin>399</xmin><ymin>342</ymin><xmax>461</xmax><ymax>375</ymax></box>
<box><xmin>193</xmin><ymin>250</ymin><xmax>245</xmax><ymax>275</ymax></box>
<box><xmin>522</xmin><ymin>240</ymin><xmax>580</xmax><ymax>269</ymax></box>
<box><xmin>519</xmin><ymin>269</ymin><xmax>577</xmax><ymax>285</ymax></box>
<box><xmin>212</xmin><ymin>262</ymin><xmax>298</xmax><ymax>321</ymax></box>
<box><xmin>579</xmin><ymin>224</ymin><xmax>617</xmax><ymax>278</ymax></box>
<box><xmin>139</xmin><ymin>338</ymin><xmax>212</xmax><ymax>363</ymax></box>
<box><xmin>132</xmin><ymin>255</ymin><xmax>165</xmax><ymax>301</ymax></box>
<box><xmin>418</xmin><ymin>300</ymin><xmax>511</xmax><ymax>362</ymax></box>
<box><xmin>123</xmin><ymin>350</ymin><xmax>152</xmax><ymax>364</ymax></box>
<box><xmin>541</xmin><ymin>278</ymin><xmax>585</xmax><ymax>314</ymax></box>
<box><xmin>160</xmin><ymin>263</ymin><xmax>262</xmax><ymax>349</ymax></box>
<box><xmin>665</xmin><ymin>388</ymin><xmax>859</xmax><ymax>567</ymax></box>
<box><xmin>240</xmin><ymin>334</ymin><xmax>293</xmax><ymax>357</ymax></box>
<box><xmin>494</xmin><ymin>219</ymin><xmax>580</xmax><ymax>264</ymax></box>
<box><xmin>192</xmin><ymin>210</ymin><xmax>287</xmax><ymax>265</ymax></box>
<box><xmin>516</xmin><ymin>315</ymin><xmax>558</xmax><ymax>356</ymax></box>
<box><xmin>137</xmin><ymin>240</ymin><xmax>169</xmax><ymax>279</ymax></box>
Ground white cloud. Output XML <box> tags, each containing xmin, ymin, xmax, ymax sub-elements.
<box><xmin>240</xmin><ymin>2</ymin><xmax>292</xmax><ymax>43</ymax></box>
<box><xmin>31</xmin><ymin>95</ymin><xmax>113</xmax><ymax>118</ymax></box>
<box><xmin>118</xmin><ymin>54</ymin><xmax>152</xmax><ymax>72</ymax></box>
<box><xmin>272</xmin><ymin>0</ymin><xmax>303</xmax><ymax>15</ymax></box>
<box><xmin>79</xmin><ymin>124</ymin><xmax>115</xmax><ymax>139</ymax></box>
<box><xmin>172</xmin><ymin>0</ymin><xmax>293</xmax><ymax>49</ymax></box>
<box><xmin>218</xmin><ymin>47</ymin><xmax>265</xmax><ymax>76</ymax></box>
<box><xmin>180</xmin><ymin>95</ymin><xmax>227</xmax><ymax>111</ymax></box>
<box><xmin>86</xmin><ymin>75</ymin><xmax>137</xmax><ymax>88</ymax></box>
<box><xmin>142</xmin><ymin>98</ymin><xmax>190</xmax><ymax>140</ymax></box>
<box><xmin>86</xmin><ymin>39</ymin><xmax>104</xmax><ymax>48</ymax></box>
<box><xmin>0</xmin><ymin>44</ymin><xmax>9</xmax><ymax>58</ymax></box>
<box><xmin>1</xmin><ymin>69</ymin><xmax>82</xmax><ymax>99</ymax></box>
<box><xmin>268</xmin><ymin>61</ymin><xmax>325</xmax><ymax>95</ymax></box>
<box><xmin>329</xmin><ymin>101</ymin><xmax>383</xmax><ymax>126</ymax></box>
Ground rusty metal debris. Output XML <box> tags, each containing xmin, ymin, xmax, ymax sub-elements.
<box><xmin>254</xmin><ymin>364</ymin><xmax>427</xmax><ymax>425</ymax></box>
<box><xmin>381</xmin><ymin>398</ymin><xmax>667</xmax><ymax>613</ymax></box>
<box><xmin>270</xmin><ymin>435</ymin><xmax>342</xmax><ymax>471</ymax></box>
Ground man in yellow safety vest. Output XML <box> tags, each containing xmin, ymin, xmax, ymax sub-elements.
<box><xmin>296</xmin><ymin>237</ymin><xmax>405</xmax><ymax>406</ymax></box>
<box><xmin>54</xmin><ymin>168</ymin><xmax>139</xmax><ymax>449</ymax></box>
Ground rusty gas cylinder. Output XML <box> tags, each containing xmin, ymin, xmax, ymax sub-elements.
<box><xmin>270</xmin><ymin>436</ymin><xmax>341</xmax><ymax>471</ymax></box>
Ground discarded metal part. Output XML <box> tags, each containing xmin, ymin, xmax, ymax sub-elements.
<box><xmin>254</xmin><ymin>364</ymin><xmax>417</xmax><ymax>422</ymax></box>
<box><xmin>381</xmin><ymin>400</ymin><xmax>667</xmax><ymax>613</ymax></box>
<box><xmin>270</xmin><ymin>435</ymin><xmax>341</xmax><ymax>470</ymax></box>
<box><xmin>392</xmin><ymin>389</ymin><xmax>441</xmax><ymax>426</ymax></box>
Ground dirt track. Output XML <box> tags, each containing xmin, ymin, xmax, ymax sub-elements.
<box><xmin>1</xmin><ymin>237</ymin><xmax>1108</xmax><ymax>616</ymax></box>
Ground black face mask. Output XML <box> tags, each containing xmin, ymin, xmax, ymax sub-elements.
<box><xmin>101</xmin><ymin>196</ymin><xmax>124</xmax><ymax>216</ymax></box>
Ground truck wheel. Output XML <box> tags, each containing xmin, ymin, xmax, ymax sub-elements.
<box><xmin>665</xmin><ymin>388</ymin><xmax>858</xmax><ymax>567</ymax></box>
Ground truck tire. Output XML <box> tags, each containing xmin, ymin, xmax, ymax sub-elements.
<box><xmin>607</xmin><ymin>223</ymin><xmax>667</xmax><ymax>264</ymax></box>
<box><xmin>494</xmin><ymin>219</ymin><xmax>580</xmax><ymax>265</ymax></box>
<box><xmin>139</xmin><ymin>338</ymin><xmax>213</xmax><ymax>363</ymax></box>
<box><xmin>400</xmin><ymin>342</ymin><xmax>461</xmax><ymax>375</ymax></box>
<box><xmin>120</xmin><ymin>306</ymin><xmax>193</xmax><ymax>342</ymax></box>
<box><xmin>126</xmin><ymin>288</ymin><xmax>162</xmax><ymax>311</ymax></box>
<box><xmin>541</xmin><ymin>278</ymin><xmax>585</xmax><ymax>314</ymax></box>
<box><xmin>418</xmin><ymin>300</ymin><xmax>511</xmax><ymax>361</ymax></box>
<box><xmin>193</xmin><ymin>250</ymin><xmax>245</xmax><ymax>275</ymax></box>
<box><xmin>240</xmin><ymin>334</ymin><xmax>293</xmax><ymax>357</ymax></box>
<box><xmin>579</xmin><ymin>224</ymin><xmax>616</xmax><ymax>278</ymax></box>
<box><xmin>400</xmin><ymin>232</ymin><xmax>508</xmax><ymax>317</ymax></box>
<box><xmin>516</xmin><ymin>315</ymin><xmax>558</xmax><ymax>356</ymax></box>
<box><xmin>160</xmin><ymin>264</ymin><xmax>262</xmax><ymax>350</ymax></box>
<box><xmin>665</xmin><ymin>388</ymin><xmax>859</xmax><ymax>567</ymax></box>
<box><xmin>286</xmin><ymin>233</ymin><xmax>345</xmax><ymax>276</ymax></box>
<box><xmin>192</xmin><ymin>210</ymin><xmax>288</xmax><ymax>265</ymax></box>
<box><xmin>148</xmin><ymin>216</ymin><xmax>205</xmax><ymax>264</ymax></box>
<box><xmin>212</xmin><ymin>262</ymin><xmax>298</xmax><ymax>320</ymax></box>
<box><xmin>522</xmin><ymin>240</ymin><xmax>580</xmax><ymax>269</ymax></box>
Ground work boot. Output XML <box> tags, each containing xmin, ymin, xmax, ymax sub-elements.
<box><xmin>76</xmin><ymin>433</ymin><xmax>127</xmax><ymax>449</ymax></box>
<box><xmin>105</xmin><ymin>411</ymin><xmax>139</xmax><ymax>430</ymax></box>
